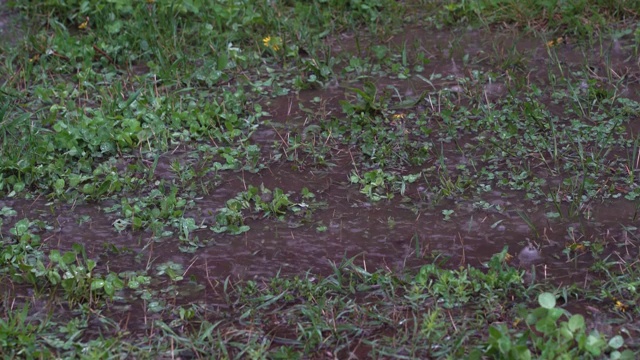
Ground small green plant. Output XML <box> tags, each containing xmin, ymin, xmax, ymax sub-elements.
<box><xmin>46</xmin><ymin>244</ymin><xmax>125</xmax><ymax>302</ymax></box>
<box><xmin>349</xmin><ymin>169</ymin><xmax>420</xmax><ymax>201</ymax></box>
<box><xmin>156</xmin><ymin>261</ymin><xmax>184</xmax><ymax>282</ymax></box>
<box><xmin>341</xmin><ymin>81</ymin><xmax>388</xmax><ymax>116</ymax></box>
<box><xmin>211</xmin><ymin>186</ymin><xmax>318</xmax><ymax>234</ymax></box>
<box><xmin>1</xmin><ymin>218</ymin><xmax>47</xmax><ymax>283</ymax></box>
<box><xmin>441</xmin><ymin>209</ymin><xmax>454</xmax><ymax>220</ymax></box>
<box><xmin>349</xmin><ymin>169</ymin><xmax>394</xmax><ymax>201</ymax></box>
<box><xmin>0</xmin><ymin>305</ymin><xmax>51</xmax><ymax>358</ymax></box>
<box><xmin>0</xmin><ymin>226</ymin><xmax>124</xmax><ymax>303</ymax></box>
<box><xmin>482</xmin><ymin>292</ymin><xmax>633</xmax><ymax>359</ymax></box>
<box><xmin>412</xmin><ymin>248</ymin><xmax>524</xmax><ymax>308</ymax></box>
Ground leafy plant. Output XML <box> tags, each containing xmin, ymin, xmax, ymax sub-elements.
<box><xmin>412</xmin><ymin>248</ymin><xmax>525</xmax><ymax>308</ymax></box>
<box><xmin>211</xmin><ymin>186</ymin><xmax>318</xmax><ymax>234</ymax></box>
<box><xmin>481</xmin><ymin>292</ymin><xmax>634</xmax><ymax>359</ymax></box>
<box><xmin>349</xmin><ymin>169</ymin><xmax>420</xmax><ymax>201</ymax></box>
<box><xmin>0</xmin><ymin>305</ymin><xmax>51</xmax><ymax>358</ymax></box>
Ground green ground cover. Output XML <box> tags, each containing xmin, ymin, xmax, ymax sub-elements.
<box><xmin>1</xmin><ymin>0</ymin><xmax>640</xmax><ymax>358</ymax></box>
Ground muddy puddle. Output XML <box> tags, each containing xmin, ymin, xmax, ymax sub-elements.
<box><xmin>2</xmin><ymin>165</ymin><xmax>637</xmax><ymax>334</ymax></box>
<box><xmin>2</xmin><ymin>25</ymin><xmax>640</xmax><ymax>338</ymax></box>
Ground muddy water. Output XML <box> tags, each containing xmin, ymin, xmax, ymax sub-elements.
<box><xmin>239</xmin><ymin>27</ymin><xmax>640</xmax><ymax>283</ymax></box>
<box><xmin>2</xmin><ymin>158</ymin><xmax>636</xmax><ymax>281</ymax></box>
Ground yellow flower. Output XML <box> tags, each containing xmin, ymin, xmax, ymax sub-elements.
<box><xmin>262</xmin><ymin>36</ymin><xmax>282</xmax><ymax>51</ymax></box>
<box><xmin>78</xmin><ymin>17</ymin><xmax>89</xmax><ymax>30</ymax></box>
<box><xmin>566</xmin><ymin>242</ymin><xmax>585</xmax><ymax>253</ymax></box>
<box><xmin>546</xmin><ymin>37</ymin><xmax>565</xmax><ymax>48</ymax></box>
<box><xmin>392</xmin><ymin>113</ymin><xmax>405</xmax><ymax>120</ymax></box>
<box><xmin>504</xmin><ymin>252</ymin><xmax>514</xmax><ymax>263</ymax></box>
<box><xmin>614</xmin><ymin>299</ymin><xmax>628</xmax><ymax>312</ymax></box>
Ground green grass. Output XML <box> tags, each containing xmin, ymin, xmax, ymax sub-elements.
<box><xmin>1</xmin><ymin>0</ymin><xmax>640</xmax><ymax>358</ymax></box>
<box><xmin>0</xmin><ymin>252</ymin><xmax>636</xmax><ymax>358</ymax></box>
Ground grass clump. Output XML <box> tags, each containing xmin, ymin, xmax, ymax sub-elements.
<box><xmin>1</xmin><ymin>251</ymin><xmax>631</xmax><ymax>358</ymax></box>
<box><xmin>435</xmin><ymin>0</ymin><xmax>640</xmax><ymax>36</ymax></box>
